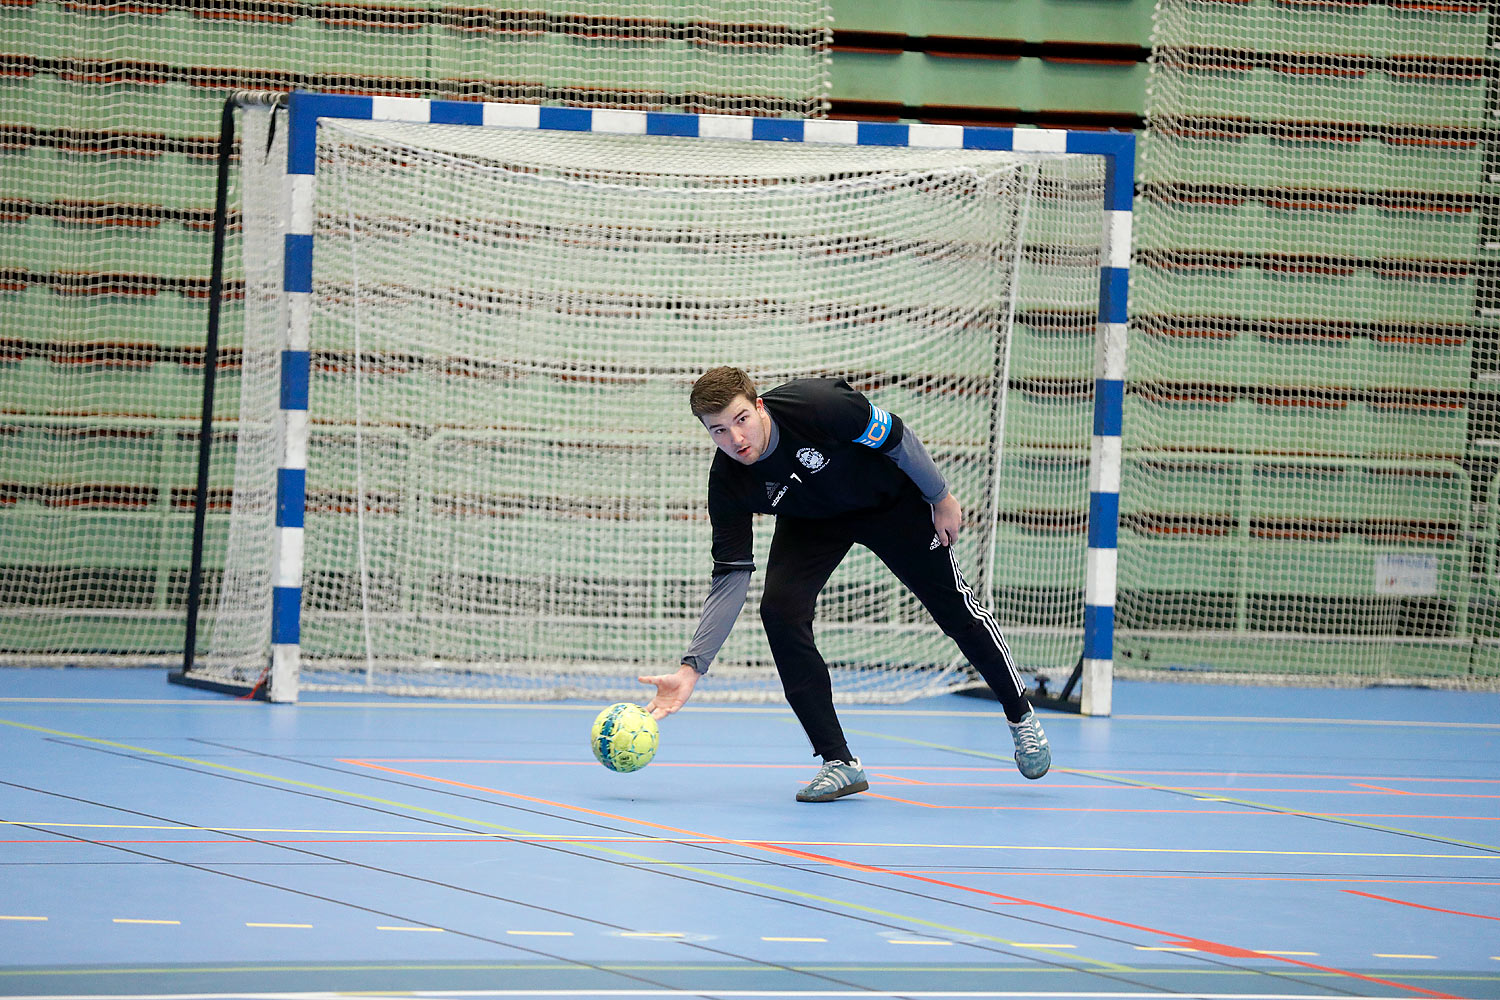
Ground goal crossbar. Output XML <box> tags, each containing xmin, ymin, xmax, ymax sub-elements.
<box><xmin>188</xmin><ymin>90</ymin><xmax>1133</xmax><ymax>714</ymax></box>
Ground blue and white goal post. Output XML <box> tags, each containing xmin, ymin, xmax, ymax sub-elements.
<box><xmin>190</xmin><ymin>90</ymin><xmax>1129</xmax><ymax>715</ymax></box>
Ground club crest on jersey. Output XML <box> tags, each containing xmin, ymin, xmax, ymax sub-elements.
<box><xmin>796</xmin><ymin>447</ymin><xmax>828</xmax><ymax>472</ymax></box>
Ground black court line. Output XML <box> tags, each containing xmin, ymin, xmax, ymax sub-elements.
<box><xmin>847</xmin><ymin>732</ymin><xmax>1500</xmax><ymax>857</ymax></box>
<box><xmin>0</xmin><ymin>702</ymin><xmax>1484</xmax><ymax>999</ymax></box>
<box><xmin>1071</xmin><ymin>769</ymin><xmax>1500</xmax><ymax>857</ymax></box>
<box><xmin>0</xmin><ymin>787</ymin><xmax>719</xmax><ymax>994</ymax></box>
<box><xmin>7</xmin><ymin>717</ymin><xmax>1459</xmax><ymax>999</ymax></box>
<box><xmin>306</xmin><ymin>749</ymin><xmax>1481</xmax><ymax>999</ymax></box>
<box><xmin>20</xmin><ymin>740</ymin><xmax>1147</xmax><ymax>991</ymax></box>
<box><xmin>28</xmin><ymin>735</ymin><xmax>1193</xmax><ymax>995</ymax></box>
<box><xmin>3</xmin><ymin>762</ymin><xmax>884</xmax><ymax>999</ymax></box>
<box><xmin>189</xmin><ymin>737</ymin><xmax>1378</xmax><ymax>998</ymax></box>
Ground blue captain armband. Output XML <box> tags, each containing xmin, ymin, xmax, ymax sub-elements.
<box><xmin>853</xmin><ymin>404</ymin><xmax>893</xmax><ymax>449</ymax></box>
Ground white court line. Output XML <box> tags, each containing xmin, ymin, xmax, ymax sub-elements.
<box><xmin>618</xmin><ymin>931</ymin><xmax>685</xmax><ymax>938</ymax></box>
<box><xmin>5</xmin><ymin>696</ymin><xmax>1493</xmax><ymax>728</ymax></box>
<box><xmin>0</xmin><ymin>992</ymin><xmax>1381</xmax><ymax>999</ymax></box>
<box><xmin>8</xmin><ymin>824</ymin><xmax>1487</xmax><ymax>858</ymax></box>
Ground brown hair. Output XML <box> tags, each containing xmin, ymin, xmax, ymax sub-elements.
<box><xmin>689</xmin><ymin>366</ymin><xmax>758</xmax><ymax>418</ymax></box>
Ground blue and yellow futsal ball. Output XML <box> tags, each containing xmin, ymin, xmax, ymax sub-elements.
<box><xmin>590</xmin><ymin>702</ymin><xmax>659</xmax><ymax>773</ymax></box>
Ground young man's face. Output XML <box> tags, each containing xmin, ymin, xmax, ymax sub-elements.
<box><xmin>701</xmin><ymin>394</ymin><xmax>771</xmax><ymax>465</ymax></box>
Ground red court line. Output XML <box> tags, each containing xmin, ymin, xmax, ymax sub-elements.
<box><xmin>339</xmin><ymin>759</ymin><xmax>787</xmax><ymax>847</ymax></box>
<box><xmin>756</xmin><ymin>843</ymin><xmax>1459</xmax><ymax>1000</ymax></box>
<box><xmin>1354</xmin><ymin>783</ymin><xmax>1414</xmax><ymax>795</ymax></box>
<box><xmin>927</xmin><ymin>873</ymin><xmax>1500</xmax><ymax>886</ymax></box>
<box><xmin>6</xmin><ymin>837</ymin><xmax>1498</xmax><ymax>874</ymax></box>
<box><xmin>863</xmin><ymin>793</ymin><xmax>1494</xmax><ymax>819</ymax></box>
<box><xmin>1070</xmin><ymin>770</ymin><xmax>1500</xmax><ymax>784</ymax></box>
<box><xmin>341</xmin><ymin>758</ymin><xmax>1457</xmax><ymax>1000</ymax></box>
<box><xmin>1345</xmin><ymin>890</ymin><xmax>1500</xmax><ymax>922</ymax></box>
<box><xmin>354</xmin><ymin>760</ymin><xmax>1500</xmax><ymax>784</ymax></box>
<box><xmin>354</xmin><ymin>759</ymin><xmax>818</xmax><ymax>768</ymax></box>
<box><xmin>865</xmin><ymin>792</ymin><xmax>939</xmax><ymax>808</ymax></box>
<box><xmin>869</xmin><ymin>776</ymin><xmax>1499</xmax><ymax>797</ymax></box>
<box><xmin>0</xmin><ymin>837</ymin><xmax>553</xmax><ymax>844</ymax></box>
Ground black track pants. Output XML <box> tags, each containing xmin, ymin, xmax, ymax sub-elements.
<box><xmin>759</xmin><ymin>488</ymin><xmax>1032</xmax><ymax>759</ymax></box>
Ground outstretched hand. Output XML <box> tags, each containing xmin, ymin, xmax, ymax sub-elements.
<box><xmin>638</xmin><ymin>663</ymin><xmax>700</xmax><ymax>720</ymax></box>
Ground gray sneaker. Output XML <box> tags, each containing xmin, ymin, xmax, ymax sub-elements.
<box><xmin>796</xmin><ymin>758</ymin><xmax>869</xmax><ymax>802</ymax></box>
<box><xmin>1009</xmin><ymin>711</ymin><xmax>1051</xmax><ymax>779</ymax></box>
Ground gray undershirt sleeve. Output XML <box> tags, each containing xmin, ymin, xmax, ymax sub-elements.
<box><xmin>680</xmin><ymin>567</ymin><xmax>751</xmax><ymax>675</ymax></box>
<box><xmin>887</xmin><ymin>430</ymin><xmax>950</xmax><ymax>505</ymax></box>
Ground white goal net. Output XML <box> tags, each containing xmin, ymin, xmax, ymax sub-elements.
<box><xmin>1128</xmin><ymin>0</ymin><xmax>1498</xmax><ymax>687</ymax></box>
<box><xmin>0</xmin><ymin>0</ymin><xmax>832</xmax><ymax>670</ymax></box>
<box><xmin>198</xmin><ymin>105</ymin><xmax>1109</xmax><ymax>702</ymax></box>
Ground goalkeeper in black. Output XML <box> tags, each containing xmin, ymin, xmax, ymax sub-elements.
<box><xmin>639</xmin><ymin>367</ymin><xmax>1051</xmax><ymax>802</ymax></box>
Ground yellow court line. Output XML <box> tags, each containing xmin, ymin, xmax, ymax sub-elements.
<box><xmin>112</xmin><ymin>918</ymin><xmax>179</xmax><ymax>925</ymax></box>
<box><xmin>0</xmin><ymin>960</ymin><xmax>1495</xmax><ymax>985</ymax></box>
<box><xmin>0</xmin><ymin>915</ymin><xmax>46</xmax><ymax>921</ymax></box>
<box><xmin>0</xmin><ymin>716</ymin><xmax>1129</xmax><ymax>972</ymax></box>
<box><xmin>0</xmin><ymin>822</ymin><xmax>645</xmax><ymax>839</ymax></box>
<box><xmin>1113</xmin><ymin>714</ymin><xmax>1500</xmax><ymax>730</ymax></box>
<box><xmin>5</xmin><ymin>695</ymin><xmax>1496</xmax><ymax>729</ymax></box>
<box><xmin>6</xmin><ymin>718</ymin><xmax>1491</xmax><ymax>995</ymax></box>
<box><xmin>844</xmin><ymin>726</ymin><xmax>1500</xmax><ymax>853</ymax></box>
<box><xmin>344</xmin><ymin>762</ymin><xmax>1500</xmax><ymax>785</ymax></box>
<box><xmin>0</xmin><ymin>698</ymin><xmax>1001</xmax><ymax>719</ymax></box>
<box><xmin>0</xmin><ymin>698</ymin><xmax>982</xmax><ymax>717</ymax></box>
<box><xmin>0</xmin><ymin>698</ymin><xmax>260</xmax><ymax>707</ymax></box>
<box><xmin>353</xmin><ymin>755</ymin><xmax>1135</xmax><ymax>972</ymax></box>
<box><xmin>3</xmin><ymin>822</ymin><xmax>1488</xmax><ymax>859</ymax></box>
<box><xmin>1377</xmin><ymin>954</ymin><xmax>1439</xmax><ymax>960</ymax></box>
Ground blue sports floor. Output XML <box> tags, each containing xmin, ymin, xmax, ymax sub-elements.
<box><xmin>0</xmin><ymin>668</ymin><xmax>1496</xmax><ymax>1000</ymax></box>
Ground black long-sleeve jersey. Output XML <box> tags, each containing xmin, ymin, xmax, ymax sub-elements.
<box><xmin>706</xmin><ymin>378</ymin><xmax>911</xmax><ymax>575</ymax></box>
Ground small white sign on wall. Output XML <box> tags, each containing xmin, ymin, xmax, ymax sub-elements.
<box><xmin>1374</xmin><ymin>553</ymin><xmax>1438</xmax><ymax>596</ymax></box>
